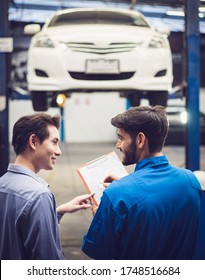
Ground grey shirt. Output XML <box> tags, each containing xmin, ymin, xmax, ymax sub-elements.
<box><xmin>0</xmin><ymin>164</ymin><xmax>64</xmax><ymax>260</ymax></box>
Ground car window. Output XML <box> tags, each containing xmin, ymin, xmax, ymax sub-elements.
<box><xmin>48</xmin><ymin>11</ymin><xmax>149</xmax><ymax>28</ymax></box>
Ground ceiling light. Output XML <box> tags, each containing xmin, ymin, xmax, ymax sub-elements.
<box><xmin>166</xmin><ymin>10</ymin><xmax>185</xmax><ymax>17</ymax></box>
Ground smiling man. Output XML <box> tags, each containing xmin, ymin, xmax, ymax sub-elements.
<box><xmin>0</xmin><ymin>113</ymin><xmax>93</xmax><ymax>260</ymax></box>
<box><xmin>82</xmin><ymin>105</ymin><xmax>202</xmax><ymax>260</ymax></box>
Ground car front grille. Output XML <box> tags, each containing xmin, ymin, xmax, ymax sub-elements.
<box><xmin>65</xmin><ymin>42</ymin><xmax>137</xmax><ymax>54</ymax></box>
<box><xmin>69</xmin><ymin>72</ymin><xmax>135</xmax><ymax>80</ymax></box>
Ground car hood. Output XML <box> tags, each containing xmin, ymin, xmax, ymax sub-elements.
<box><xmin>41</xmin><ymin>25</ymin><xmax>155</xmax><ymax>44</ymax></box>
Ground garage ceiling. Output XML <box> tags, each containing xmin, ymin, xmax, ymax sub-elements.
<box><xmin>9</xmin><ymin>0</ymin><xmax>205</xmax><ymax>34</ymax></box>
<box><xmin>9</xmin><ymin>0</ymin><xmax>205</xmax><ymax>9</ymax></box>
<box><xmin>122</xmin><ymin>0</ymin><xmax>202</xmax><ymax>7</ymax></box>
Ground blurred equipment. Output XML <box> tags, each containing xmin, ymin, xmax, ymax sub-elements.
<box><xmin>165</xmin><ymin>105</ymin><xmax>205</xmax><ymax>145</ymax></box>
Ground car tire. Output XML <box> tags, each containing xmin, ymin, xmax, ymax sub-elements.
<box><xmin>127</xmin><ymin>95</ymin><xmax>141</xmax><ymax>107</ymax></box>
<box><xmin>31</xmin><ymin>91</ymin><xmax>49</xmax><ymax>111</ymax></box>
<box><xmin>148</xmin><ymin>91</ymin><xmax>168</xmax><ymax>107</ymax></box>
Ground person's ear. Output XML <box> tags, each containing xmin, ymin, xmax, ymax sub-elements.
<box><xmin>136</xmin><ymin>132</ymin><xmax>146</xmax><ymax>148</ymax></box>
<box><xmin>28</xmin><ymin>134</ymin><xmax>38</xmax><ymax>150</ymax></box>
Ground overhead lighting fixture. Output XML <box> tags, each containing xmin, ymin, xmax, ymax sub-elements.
<box><xmin>166</xmin><ymin>10</ymin><xmax>205</xmax><ymax>18</ymax></box>
<box><xmin>166</xmin><ymin>10</ymin><xmax>185</xmax><ymax>17</ymax></box>
<box><xmin>199</xmin><ymin>7</ymin><xmax>205</xmax><ymax>12</ymax></box>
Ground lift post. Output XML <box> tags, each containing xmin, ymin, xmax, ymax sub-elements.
<box><xmin>0</xmin><ymin>0</ymin><xmax>10</xmax><ymax>176</ymax></box>
<box><xmin>184</xmin><ymin>0</ymin><xmax>200</xmax><ymax>171</ymax></box>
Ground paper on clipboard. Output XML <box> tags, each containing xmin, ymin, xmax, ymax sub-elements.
<box><xmin>77</xmin><ymin>151</ymin><xmax>128</xmax><ymax>205</ymax></box>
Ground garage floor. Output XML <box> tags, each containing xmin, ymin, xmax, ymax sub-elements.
<box><xmin>10</xmin><ymin>142</ymin><xmax>205</xmax><ymax>260</ymax></box>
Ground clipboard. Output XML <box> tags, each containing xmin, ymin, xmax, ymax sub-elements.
<box><xmin>77</xmin><ymin>151</ymin><xmax>128</xmax><ymax>205</ymax></box>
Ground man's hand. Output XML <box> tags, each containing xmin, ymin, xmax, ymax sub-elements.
<box><xmin>57</xmin><ymin>193</ymin><xmax>94</xmax><ymax>214</ymax></box>
<box><xmin>102</xmin><ymin>174</ymin><xmax>120</xmax><ymax>188</ymax></box>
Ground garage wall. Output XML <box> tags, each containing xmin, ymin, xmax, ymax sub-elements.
<box><xmin>64</xmin><ymin>93</ymin><xmax>126</xmax><ymax>142</ymax></box>
<box><xmin>9</xmin><ymin>92</ymin><xmax>127</xmax><ymax>143</ymax></box>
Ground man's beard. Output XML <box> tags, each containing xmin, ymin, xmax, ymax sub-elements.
<box><xmin>121</xmin><ymin>139</ymin><xmax>138</xmax><ymax>166</ymax></box>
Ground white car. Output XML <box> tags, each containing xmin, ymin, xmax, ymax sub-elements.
<box><xmin>24</xmin><ymin>7</ymin><xmax>173</xmax><ymax>111</ymax></box>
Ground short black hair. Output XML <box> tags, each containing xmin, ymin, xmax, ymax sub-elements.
<box><xmin>12</xmin><ymin>113</ymin><xmax>61</xmax><ymax>155</ymax></box>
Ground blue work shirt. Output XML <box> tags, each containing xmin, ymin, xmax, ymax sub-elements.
<box><xmin>82</xmin><ymin>156</ymin><xmax>202</xmax><ymax>260</ymax></box>
<box><xmin>0</xmin><ymin>164</ymin><xmax>64</xmax><ymax>260</ymax></box>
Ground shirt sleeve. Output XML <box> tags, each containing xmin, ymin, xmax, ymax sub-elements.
<box><xmin>16</xmin><ymin>192</ymin><xmax>64</xmax><ymax>260</ymax></box>
<box><xmin>82</xmin><ymin>193</ymin><xmax>123</xmax><ymax>259</ymax></box>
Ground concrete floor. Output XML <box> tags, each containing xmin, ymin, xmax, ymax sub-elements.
<box><xmin>37</xmin><ymin>142</ymin><xmax>205</xmax><ymax>260</ymax></box>
<box><xmin>10</xmin><ymin>142</ymin><xmax>205</xmax><ymax>260</ymax></box>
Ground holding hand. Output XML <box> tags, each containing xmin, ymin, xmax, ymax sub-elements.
<box><xmin>102</xmin><ymin>174</ymin><xmax>120</xmax><ymax>188</ymax></box>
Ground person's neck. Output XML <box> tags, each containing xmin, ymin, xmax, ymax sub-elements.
<box><xmin>149</xmin><ymin>151</ymin><xmax>163</xmax><ymax>157</ymax></box>
<box><xmin>15</xmin><ymin>155</ymin><xmax>37</xmax><ymax>173</ymax></box>
<box><xmin>139</xmin><ymin>151</ymin><xmax>163</xmax><ymax>162</ymax></box>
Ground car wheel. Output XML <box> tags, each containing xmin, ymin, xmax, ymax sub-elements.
<box><xmin>31</xmin><ymin>91</ymin><xmax>49</xmax><ymax>111</ymax></box>
<box><xmin>148</xmin><ymin>91</ymin><xmax>168</xmax><ymax>107</ymax></box>
<box><xmin>127</xmin><ymin>95</ymin><xmax>141</xmax><ymax>107</ymax></box>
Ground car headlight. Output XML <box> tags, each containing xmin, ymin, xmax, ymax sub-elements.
<box><xmin>33</xmin><ymin>35</ymin><xmax>55</xmax><ymax>48</ymax></box>
<box><xmin>148</xmin><ymin>35</ymin><xmax>167</xmax><ymax>48</ymax></box>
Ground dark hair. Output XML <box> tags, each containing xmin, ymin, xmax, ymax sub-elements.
<box><xmin>111</xmin><ymin>105</ymin><xmax>169</xmax><ymax>153</ymax></box>
<box><xmin>12</xmin><ymin>113</ymin><xmax>61</xmax><ymax>155</ymax></box>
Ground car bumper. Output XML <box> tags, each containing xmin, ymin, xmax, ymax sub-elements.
<box><xmin>27</xmin><ymin>47</ymin><xmax>173</xmax><ymax>93</ymax></box>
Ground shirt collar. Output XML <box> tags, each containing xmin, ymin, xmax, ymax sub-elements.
<box><xmin>134</xmin><ymin>155</ymin><xmax>169</xmax><ymax>172</ymax></box>
<box><xmin>7</xmin><ymin>163</ymin><xmax>49</xmax><ymax>188</ymax></box>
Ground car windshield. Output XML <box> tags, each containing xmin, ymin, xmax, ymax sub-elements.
<box><xmin>48</xmin><ymin>10</ymin><xmax>149</xmax><ymax>27</ymax></box>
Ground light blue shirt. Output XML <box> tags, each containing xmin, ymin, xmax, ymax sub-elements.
<box><xmin>0</xmin><ymin>164</ymin><xmax>64</xmax><ymax>260</ymax></box>
<box><xmin>82</xmin><ymin>156</ymin><xmax>202</xmax><ymax>259</ymax></box>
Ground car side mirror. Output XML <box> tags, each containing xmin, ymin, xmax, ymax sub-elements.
<box><xmin>24</xmin><ymin>24</ymin><xmax>41</xmax><ymax>35</ymax></box>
